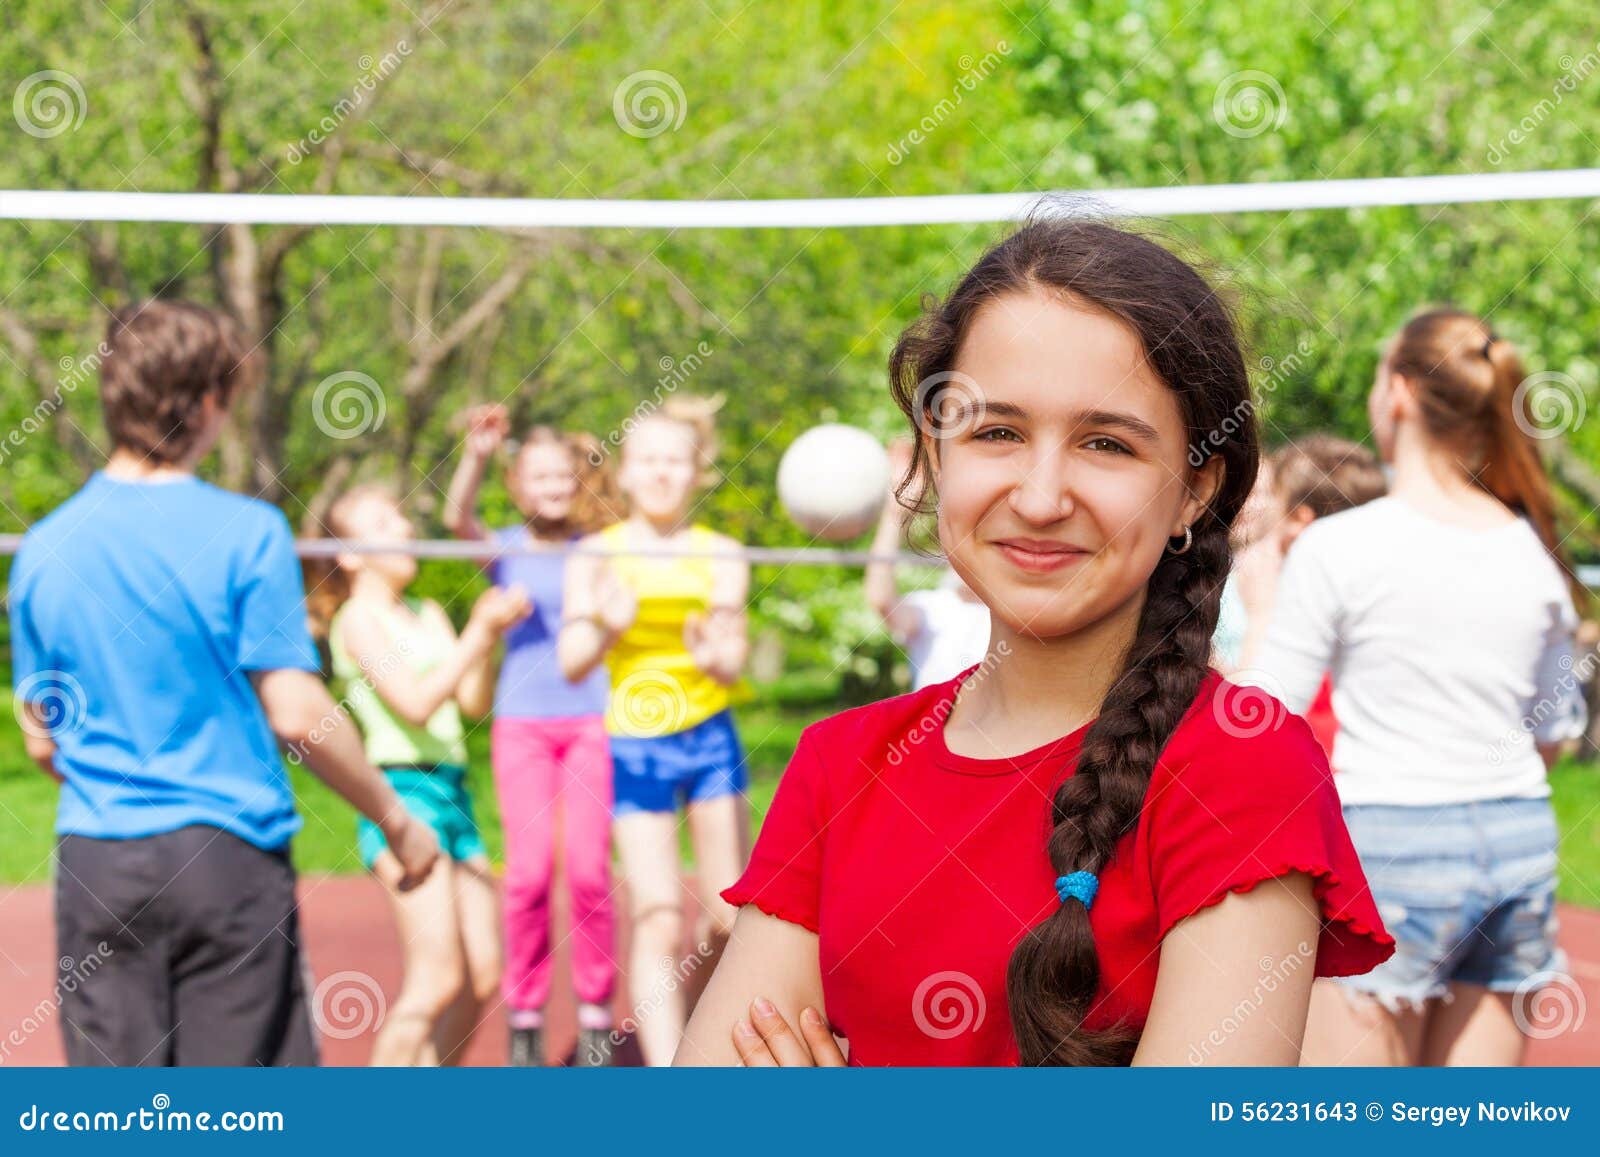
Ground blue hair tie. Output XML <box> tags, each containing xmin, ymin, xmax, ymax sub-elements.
<box><xmin>1055</xmin><ymin>871</ymin><xmax>1099</xmax><ymax>910</ymax></box>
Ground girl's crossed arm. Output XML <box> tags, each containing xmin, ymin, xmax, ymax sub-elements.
<box><xmin>673</xmin><ymin>906</ymin><xmax>836</xmax><ymax>1066</ymax></box>
<box><xmin>1134</xmin><ymin>873</ymin><xmax>1320</xmax><ymax>1066</ymax></box>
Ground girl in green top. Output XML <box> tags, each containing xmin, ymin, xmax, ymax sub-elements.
<box><xmin>312</xmin><ymin>485</ymin><xmax>529</xmax><ymax>1067</ymax></box>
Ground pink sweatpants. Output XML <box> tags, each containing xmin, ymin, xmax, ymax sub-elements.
<box><xmin>491</xmin><ymin>715</ymin><xmax>616</xmax><ymax>1011</ymax></box>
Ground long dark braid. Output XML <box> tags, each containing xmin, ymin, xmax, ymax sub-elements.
<box><xmin>888</xmin><ymin>216</ymin><xmax>1259</xmax><ymax>1066</ymax></box>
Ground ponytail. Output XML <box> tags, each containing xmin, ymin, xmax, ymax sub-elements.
<box><xmin>1389</xmin><ymin>309</ymin><xmax>1567</xmax><ymax>570</ymax></box>
<box><xmin>1481</xmin><ymin>338</ymin><xmax>1558</xmax><ymax>553</ymax></box>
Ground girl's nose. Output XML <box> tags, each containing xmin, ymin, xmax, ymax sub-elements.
<box><xmin>1007</xmin><ymin>444</ymin><xmax>1076</xmax><ymax>526</ymax></box>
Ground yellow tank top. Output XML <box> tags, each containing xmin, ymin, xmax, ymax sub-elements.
<box><xmin>598</xmin><ymin>522</ymin><xmax>730</xmax><ymax>738</ymax></box>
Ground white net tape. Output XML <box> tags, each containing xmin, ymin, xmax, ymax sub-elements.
<box><xmin>4</xmin><ymin>169</ymin><xmax>1599</xmax><ymax>229</ymax></box>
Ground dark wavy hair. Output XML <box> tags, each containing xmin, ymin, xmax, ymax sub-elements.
<box><xmin>888</xmin><ymin>217</ymin><xmax>1260</xmax><ymax>1065</ymax></box>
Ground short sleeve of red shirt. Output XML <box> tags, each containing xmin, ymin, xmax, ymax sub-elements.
<box><xmin>721</xmin><ymin>726</ymin><xmax>828</xmax><ymax>934</ymax></box>
<box><xmin>1145</xmin><ymin>688</ymin><xmax>1394</xmax><ymax>978</ymax></box>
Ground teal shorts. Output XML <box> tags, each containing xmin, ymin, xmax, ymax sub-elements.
<box><xmin>357</xmin><ymin>764</ymin><xmax>486</xmax><ymax>870</ymax></box>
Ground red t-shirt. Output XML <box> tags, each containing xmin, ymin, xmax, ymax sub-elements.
<box><xmin>1305</xmin><ymin>676</ymin><xmax>1338</xmax><ymax>755</ymax></box>
<box><xmin>722</xmin><ymin>669</ymin><xmax>1393</xmax><ymax>1066</ymax></box>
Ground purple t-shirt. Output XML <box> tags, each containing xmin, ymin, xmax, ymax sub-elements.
<box><xmin>489</xmin><ymin>527</ymin><xmax>609</xmax><ymax>719</ymax></box>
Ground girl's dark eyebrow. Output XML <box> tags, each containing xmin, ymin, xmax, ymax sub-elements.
<box><xmin>1074</xmin><ymin>408</ymin><xmax>1162</xmax><ymax>444</ymax></box>
<box><xmin>964</xmin><ymin>400</ymin><xmax>1161</xmax><ymax>444</ymax></box>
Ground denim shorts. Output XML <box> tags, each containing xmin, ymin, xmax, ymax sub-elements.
<box><xmin>1337</xmin><ymin>798</ymin><xmax>1563</xmax><ymax>1009</ymax></box>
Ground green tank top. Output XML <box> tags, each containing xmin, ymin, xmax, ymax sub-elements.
<box><xmin>330</xmin><ymin>597</ymin><xmax>468</xmax><ymax>769</ymax></box>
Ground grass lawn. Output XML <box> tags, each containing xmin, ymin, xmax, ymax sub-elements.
<box><xmin>3</xmin><ymin>690</ymin><xmax>1598</xmax><ymax>907</ymax></box>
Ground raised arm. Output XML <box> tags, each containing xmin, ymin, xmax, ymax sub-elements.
<box><xmin>686</xmin><ymin>537</ymin><xmax>750</xmax><ymax>686</ymax></box>
<box><xmin>558</xmin><ymin>539</ymin><xmax>633</xmax><ymax>683</ymax></box>
<box><xmin>441</xmin><ymin>404</ymin><xmax>510</xmax><ymax>548</ymax></box>
<box><xmin>338</xmin><ymin>590</ymin><xmax>527</xmax><ymax>728</ymax></box>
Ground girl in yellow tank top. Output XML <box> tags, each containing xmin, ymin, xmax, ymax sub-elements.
<box><xmin>593</xmin><ymin>520</ymin><xmax>733</xmax><ymax>737</ymax></box>
<box><xmin>558</xmin><ymin>396</ymin><xmax>751</xmax><ymax>1067</ymax></box>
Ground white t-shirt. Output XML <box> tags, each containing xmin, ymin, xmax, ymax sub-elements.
<box><xmin>900</xmin><ymin>585</ymin><xmax>992</xmax><ymax>691</ymax></box>
<box><xmin>1253</xmin><ymin>496</ymin><xmax>1585</xmax><ymax>806</ymax></box>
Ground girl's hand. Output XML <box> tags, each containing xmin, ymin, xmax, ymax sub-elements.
<box><xmin>471</xmin><ymin>584</ymin><xmax>533</xmax><ymax>634</ymax></box>
<box><xmin>381</xmin><ymin>811</ymin><xmax>441</xmax><ymax>893</ymax></box>
<box><xmin>595</xmin><ymin>564</ymin><xmax>638</xmax><ymax>634</ymax></box>
<box><xmin>685</xmin><ymin>606</ymin><xmax>742</xmax><ymax>671</ymax></box>
<box><xmin>732</xmin><ymin>1000</ymin><xmax>846</xmax><ymax>1067</ymax></box>
<box><xmin>461</xmin><ymin>403</ymin><xmax>510</xmax><ymax>460</ymax></box>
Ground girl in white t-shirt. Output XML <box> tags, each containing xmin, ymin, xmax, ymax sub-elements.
<box><xmin>1252</xmin><ymin>308</ymin><xmax>1586</xmax><ymax>1066</ymax></box>
<box><xmin>866</xmin><ymin>439</ymin><xmax>992</xmax><ymax>690</ymax></box>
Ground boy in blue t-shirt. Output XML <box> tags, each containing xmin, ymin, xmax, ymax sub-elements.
<box><xmin>8</xmin><ymin>300</ymin><xmax>438</xmax><ymax>1066</ymax></box>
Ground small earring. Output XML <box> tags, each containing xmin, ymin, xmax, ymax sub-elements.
<box><xmin>1167</xmin><ymin>525</ymin><xmax>1193</xmax><ymax>555</ymax></box>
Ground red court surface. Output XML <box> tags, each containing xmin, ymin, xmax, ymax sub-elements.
<box><xmin>3</xmin><ymin>875</ymin><xmax>1598</xmax><ymax>1066</ymax></box>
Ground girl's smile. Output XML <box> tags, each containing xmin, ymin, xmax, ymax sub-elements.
<box><xmin>991</xmin><ymin>536</ymin><xmax>1092</xmax><ymax>574</ymax></box>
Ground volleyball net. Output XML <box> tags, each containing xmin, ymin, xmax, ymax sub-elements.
<box><xmin>2</xmin><ymin>167</ymin><xmax>1598</xmax><ymax>582</ymax></box>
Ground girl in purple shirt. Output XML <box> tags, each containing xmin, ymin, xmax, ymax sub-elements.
<box><xmin>444</xmin><ymin>404</ymin><xmax>623</xmax><ymax>1066</ymax></box>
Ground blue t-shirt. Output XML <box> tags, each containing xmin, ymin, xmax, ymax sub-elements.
<box><xmin>8</xmin><ymin>473</ymin><xmax>319</xmax><ymax>850</ymax></box>
<box><xmin>488</xmin><ymin>527</ymin><xmax>609</xmax><ymax>719</ymax></box>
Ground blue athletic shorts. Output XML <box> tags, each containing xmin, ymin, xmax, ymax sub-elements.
<box><xmin>610</xmin><ymin>709</ymin><xmax>747</xmax><ymax>817</ymax></box>
<box><xmin>1335</xmin><ymin>798</ymin><xmax>1563</xmax><ymax>1009</ymax></box>
<box><xmin>357</xmin><ymin>764</ymin><xmax>486</xmax><ymax>869</ymax></box>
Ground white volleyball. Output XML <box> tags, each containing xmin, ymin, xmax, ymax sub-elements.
<box><xmin>777</xmin><ymin>424</ymin><xmax>890</xmax><ymax>541</ymax></box>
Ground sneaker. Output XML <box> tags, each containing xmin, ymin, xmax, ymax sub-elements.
<box><xmin>575</xmin><ymin>1026</ymin><xmax>615</xmax><ymax>1067</ymax></box>
<box><xmin>508</xmin><ymin>1025</ymin><xmax>544</xmax><ymax>1067</ymax></box>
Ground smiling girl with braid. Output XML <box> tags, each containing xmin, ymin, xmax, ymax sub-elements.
<box><xmin>674</xmin><ymin>219</ymin><xmax>1394</xmax><ymax>1067</ymax></box>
